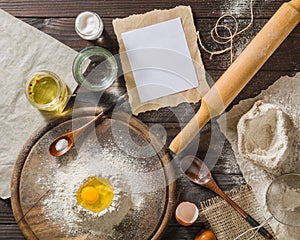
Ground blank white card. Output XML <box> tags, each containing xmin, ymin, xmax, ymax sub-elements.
<box><xmin>122</xmin><ymin>18</ymin><xmax>199</xmax><ymax>103</ymax></box>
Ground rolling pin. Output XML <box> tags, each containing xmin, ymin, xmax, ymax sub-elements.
<box><xmin>169</xmin><ymin>0</ymin><xmax>300</xmax><ymax>154</ymax></box>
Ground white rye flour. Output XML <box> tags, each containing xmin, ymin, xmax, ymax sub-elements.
<box><xmin>237</xmin><ymin>101</ymin><xmax>294</xmax><ymax>175</ymax></box>
<box><xmin>40</xmin><ymin>147</ymin><xmax>133</xmax><ymax>237</ymax></box>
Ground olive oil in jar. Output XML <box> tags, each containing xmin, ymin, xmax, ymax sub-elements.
<box><xmin>25</xmin><ymin>71</ymin><xmax>68</xmax><ymax>111</ymax></box>
<box><xmin>28</xmin><ymin>75</ymin><xmax>58</xmax><ymax>104</ymax></box>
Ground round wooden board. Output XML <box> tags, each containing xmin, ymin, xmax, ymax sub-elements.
<box><xmin>11</xmin><ymin>109</ymin><xmax>176</xmax><ymax>240</ymax></box>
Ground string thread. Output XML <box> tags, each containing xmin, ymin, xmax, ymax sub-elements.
<box><xmin>197</xmin><ymin>0</ymin><xmax>254</xmax><ymax>63</ymax></box>
<box><xmin>233</xmin><ymin>216</ymin><xmax>273</xmax><ymax>240</ymax></box>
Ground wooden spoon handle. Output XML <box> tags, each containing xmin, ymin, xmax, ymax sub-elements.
<box><xmin>169</xmin><ymin>0</ymin><xmax>300</xmax><ymax>154</ymax></box>
<box><xmin>72</xmin><ymin>93</ymin><xmax>128</xmax><ymax>141</ymax></box>
<box><xmin>245</xmin><ymin>215</ymin><xmax>273</xmax><ymax>239</ymax></box>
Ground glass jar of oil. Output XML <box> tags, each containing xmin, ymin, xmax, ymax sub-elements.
<box><xmin>25</xmin><ymin>70</ymin><xmax>68</xmax><ymax>111</ymax></box>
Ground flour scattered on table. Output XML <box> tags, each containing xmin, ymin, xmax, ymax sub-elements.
<box><xmin>233</xmin><ymin>35</ymin><xmax>252</xmax><ymax>58</ymax></box>
<box><xmin>221</xmin><ymin>0</ymin><xmax>251</xmax><ymax>16</ymax></box>
<box><xmin>220</xmin><ymin>144</ymin><xmax>241</xmax><ymax>175</ymax></box>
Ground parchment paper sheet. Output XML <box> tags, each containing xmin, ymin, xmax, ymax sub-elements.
<box><xmin>218</xmin><ymin>73</ymin><xmax>300</xmax><ymax>239</ymax></box>
<box><xmin>0</xmin><ymin>9</ymin><xmax>78</xmax><ymax>199</ymax></box>
<box><xmin>113</xmin><ymin>6</ymin><xmax>210</xmax><ymax>115</ymax></box>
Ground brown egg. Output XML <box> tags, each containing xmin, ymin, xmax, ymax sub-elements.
<box><xmin>194</xmin><ymin>229</ymin><xmax>216</xmax><ymax>240</ymax></box>
<box><xmin>175</xmin><ymin>201</ymin><xmax>199</xmax><ymax>226</ymax></box>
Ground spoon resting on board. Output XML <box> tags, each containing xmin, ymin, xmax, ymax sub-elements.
<box><xmin>48</xmin><ymin>93</ymin><xmax>128</xmax><ymax>157</ymax></box>
<box><xmin>180</xmin><ymin>155</ymin><xmax>273</xmax><ymax>240</ymax></box>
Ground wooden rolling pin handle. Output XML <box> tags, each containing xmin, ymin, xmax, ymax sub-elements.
<box><xmin>169</xmin><ymin>0</ymin><xmax>300</xmax><ymax>154</ymax></box>
<box><xmin>291</xmin><ymin>0</ymin><xmax>300</xmax><ymax>9</ymax></box>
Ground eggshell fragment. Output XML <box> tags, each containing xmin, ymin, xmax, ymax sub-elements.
<box><xmin>175</xmin><ymin>201</ymin><xmax>199</xmax><ymax>226</ymax></box>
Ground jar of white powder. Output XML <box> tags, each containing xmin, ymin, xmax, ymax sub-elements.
<box><xmin>75</xmin><ymin>11</ymin><xmax>104</xmax><ymax>40</ymax></box>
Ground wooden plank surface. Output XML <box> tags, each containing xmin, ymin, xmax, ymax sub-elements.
<box><xmin>0</xmin><ymin>0</ymin><xmax>299</xmax><ymax>239</ymax></box>
<box><xmin>0</xmin><ymin>0</ymin><xmax>284</xmax><ymax>18</ymax></box>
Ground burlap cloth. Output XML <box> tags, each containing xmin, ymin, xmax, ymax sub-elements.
<box><xmin>199</xmin><ymin>185</ymin><xmax>276</xmax><ymax>240</ymax></box>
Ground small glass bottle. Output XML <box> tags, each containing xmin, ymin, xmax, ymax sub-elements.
<box><xmin>75</xmin><ymin>11</ymin><xmax>104</xmax><ymax>40</ymax></box>
<box><xmin>24</xmin><ymin>70</ymin><xmax>68</xmax><ymax>111</ymax></box>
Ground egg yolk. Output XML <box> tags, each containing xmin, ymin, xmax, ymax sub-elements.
<box><xmin>80</xmin><ymin>186</ymin><xmax>99</xmax><ymax>204</ymax></box>
<box><xmin>76</xmin><ymin>177</ymin><xmax>114</xmax><ymax>213</ymax></box>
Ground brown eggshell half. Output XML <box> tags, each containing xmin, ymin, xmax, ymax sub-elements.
<box><xmin>175</xmin><ymin>201</ymin><xmax>199</xmax><ymax>226</ymax></box>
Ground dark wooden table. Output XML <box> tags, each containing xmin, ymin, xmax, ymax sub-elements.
<box><xmin>0</xmin><ymin>1</ymin><xmax>299</xmax><ymax>239</ymax></box>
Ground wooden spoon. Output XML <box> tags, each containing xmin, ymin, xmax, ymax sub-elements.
<box><xmin>180</xmin><ymin>155</ymin><xmax>273</xmax><ymax>239</ymax></box>
<box><xmin>48</xmin><ymin>93</ymin><xmax>128</xmax><ymax>157</ymax></box>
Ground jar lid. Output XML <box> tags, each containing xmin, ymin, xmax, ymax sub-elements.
<box><xmin>75</xmin><ymin>11</ymin><xmax>103</xmax><ymax>40</ymax></box>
